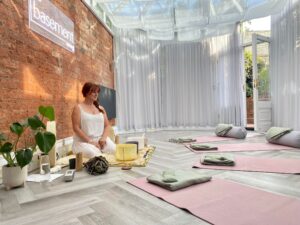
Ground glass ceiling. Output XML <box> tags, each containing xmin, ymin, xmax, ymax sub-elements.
<box><xmin>84</xmin><ymin>0</ymin><xmax>287</xmax><ymax>41</ymax></box>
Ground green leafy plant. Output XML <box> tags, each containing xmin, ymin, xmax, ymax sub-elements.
<box><xmin>244</xmin><ymin>51</ymin><xmax>267</xmax><ymax>98</ymax></box>
<box><xmin>244</xmin><ymin>51</ymin><xmax>253</xmax><ymax>97</ymax></box>
<box><xmin>0</xmin><ymin>106</ymin><xmax>56</xmax><ymax>168</ymax></box>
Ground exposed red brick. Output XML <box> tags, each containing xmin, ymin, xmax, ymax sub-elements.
<box><xmin>0</xmin><ymin>0</ymin><xmax>114</xmax><ymax>139</ymax></box>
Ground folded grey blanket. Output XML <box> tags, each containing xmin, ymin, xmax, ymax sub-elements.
<box><xmin>190</xmin><ymin>143</ymin><xmax>218</xmax><ymax>151</ymax></box>
<box><xmin>266</xmin><ymin>127</ymin><xmax>293</xmax><ymax>141</ymax></box>
<box><xmin>215</xmin><ymin>124</ymin><xmax>233</xmax><ymax>136</ymax></box>
<box><xmin>161</xmin><ymin>171</ymin><xmax>178</xmax><ymax>183</ymax></box>
<box><xmin>169</xmin><ymin>138</ymin><xmax>196</xmax><ymax>144</ymax></box>
<box><xmin>200</xmin><ymin>154</ymin><xmax>235</xmax><ymax>166</ymax></box>
<box><xmin>147</xmin><ymin>170</ymin><xmax>211</xmax><ymax>191</ymax></box>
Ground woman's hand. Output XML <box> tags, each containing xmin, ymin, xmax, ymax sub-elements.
<box><xmin>98</xmin><ymin>138</ymin><xmax>107</xmax><ymax>149</ymax></box>
<box><xmin>88</xmin><ymin>140</ymin><xmax>100</xmax><ymax>149</ymax></box>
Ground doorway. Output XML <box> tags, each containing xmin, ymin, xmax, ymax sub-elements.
<box><xmin>243</xmin><ymin>33</ymin><xmax>271</xmax><ymax>132</ymax></box>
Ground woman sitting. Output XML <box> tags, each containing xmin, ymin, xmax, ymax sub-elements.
<box><xmin>72</xmin><ymin>82</ymin><xmax>116</xmax><ymax>158</ymax></box>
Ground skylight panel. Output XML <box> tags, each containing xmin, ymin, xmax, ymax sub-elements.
<box><xmin>84</xmin><ymin>0</ymin><xmax>288</xmax><ymax>41</ymax></box>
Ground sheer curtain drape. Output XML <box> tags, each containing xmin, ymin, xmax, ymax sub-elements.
<box><xmin>270</xmin><ymin>0</ymin><xmax>300</xmax><ymax>130</ymax></box>
<box><xmin>214</xmin><ymin>32</ymin><xmax>245</xmax><ymax>126</ymax></box>
<box><xmin>114</xmin><ymin>29</ymin><xmax>245</xmax><ymax>132</ymax></box>
<box><xmin>162</xmin><ymin>31</ymin><xmax>245</xmax><ymax>127</ymax></box>
<box><xmin>114</xmin><ymin>30</ymin><xmax>163</xmax><ymax>131</ymax></box>
<box><xmin>161</xmin><ymin>41</ymin><xmax>218</xmax><ymax>127</ymax></box>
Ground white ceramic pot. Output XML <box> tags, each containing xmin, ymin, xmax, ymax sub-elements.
<box><xmin>2</xmin><ymin>165</ymin><xmax>28</xmax><ymax>190</ymax></box>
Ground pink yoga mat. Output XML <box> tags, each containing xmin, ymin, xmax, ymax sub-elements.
<box><xmin>185</xmin><ymin>142</ymin><xmax>297</xmax><ymax>153</ymax></box>
<box><xmin>193</xmin><ymin>156</ymin><xmax>300</xmax><ymax>174</ymax></box>
<box><xmin>192</xmin><ymin>133</ymin><xmax>263</xmax><ymax>144</ymax></box>
<box><xmin>128</xmin><ymin>178</ymin><xmax>300</xmax><ymax>225</ymax></box>
<box><xmin>195</xmin><ymin>136</ymin><xmax>234</xmax><ymax>143</ymax></box>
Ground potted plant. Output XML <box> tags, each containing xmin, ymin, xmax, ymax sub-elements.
<box><xmin>0</xmin><ymin>106</ymin><xmax>56</xmax><ymax>190</ymax></box>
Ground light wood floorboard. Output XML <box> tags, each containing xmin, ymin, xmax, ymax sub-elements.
<box><xmin>1</xmin><ymin>130</ymin><xmax>300</xmax><ymax>224</ymax></box>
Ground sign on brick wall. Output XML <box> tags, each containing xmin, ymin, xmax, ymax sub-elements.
<box><xmin>29</xmin><ymin>0</ymin><xmax>75</xmax><ymax>53</ymax></box>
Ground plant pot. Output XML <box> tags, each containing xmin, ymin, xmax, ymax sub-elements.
<box><xmin>2</xmin><ymin>165</ymin><xmax>28</xmax><ymax>190</ymax></box>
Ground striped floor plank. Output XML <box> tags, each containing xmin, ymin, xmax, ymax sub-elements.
<box><xmin>1</xmin><ymin>130</ymin><xmax>300</xmax><ymax>225</ymax></box>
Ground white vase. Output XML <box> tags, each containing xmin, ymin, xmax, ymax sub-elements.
<box><xmin>2</xmin><ymin>165</ymin><xmax>28</xmax><ymax>190</ymax></box>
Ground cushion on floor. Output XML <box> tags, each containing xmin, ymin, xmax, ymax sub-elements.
<box><xmin>147</xmin><ymin>170</ymin><xmax>211</xmax><ymax>191</ymax></box>
<box><xmin>267</xmin><ymin>130</ymin><xmax>300</xmax><ymax>148</ymax></box>
<box><xmin>215</xmin><ymin>123</ymin><xmax>232</xmax><ymax>136</ymax></box>
<box><xmin>266</xmin><ymin>127</ymin><xmax>293</xmax><ymax>141</ymax></box>
<box><xmin>226</xmin><ymin>126</ymin><xmax>247</xmax><ymax>139</ymax></box>
<box><xmin>216</xmin><ymin>126</ymin><xmax>247</xmax><ymax>139</ymax></box>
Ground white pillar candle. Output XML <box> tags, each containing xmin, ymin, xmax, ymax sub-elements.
<box><xmin>46</xmin><ymin>121</ymin><xmax>56</xmax><ymax>167</ymax></box>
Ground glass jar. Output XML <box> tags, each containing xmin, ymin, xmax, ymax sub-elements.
<box><xmin>40</xmin><ymin>154</ymin><xmax>50</xmax><ymax>175</ymax></box>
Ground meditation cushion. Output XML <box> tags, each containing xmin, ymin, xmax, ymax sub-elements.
<box><xmin>115</xmin><ymin>144</ymin><xmax>138</xmax><ymax>161</ymax></box>
<box><xmin>215</xmin><ymin>124</ymin><xmax>247</xmax><ymax>139</ymax></box>
<box><xmin>266</xmin><ymin>127</ymin><xmax>293</xmax><ymax>141</ymax></box>
<box><xmin>225</xmin><ymin>126</ymin><xmax>247</xmax><ymax>139</ymax></box>
<box><xmin>215</xmin><ymin>124</ymin><xmax>233</xmax><ymax>136</ymax></box>
<box><xmin>147</xmin><ymin>170</ymin><xmax>211</xmax><ymax>191</ymax></box>
<box><xmin>267</xmin><ymin>131</ymin><xmax>300</xmax><ymax>148</ymax></box>
<box><xmin>200</xmin><ymin>154</ymin><xmax>235</xmax><ymax>166</ymax></box>
<box><xmin>169</xmin><ymin>138</ymin><xmax>196</xmax><ymax>143</ymax></box>
<box><xmin>190</xmin><ymin>143</ymin><xmax>218</xmax><ymax>151</ymax></box>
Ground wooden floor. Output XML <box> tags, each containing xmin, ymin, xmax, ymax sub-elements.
<box><xmin>1</xmin><ymin>130</ymin><xmax>300</xmax><ymax>225</ymax></box>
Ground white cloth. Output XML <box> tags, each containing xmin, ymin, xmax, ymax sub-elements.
<box><xmin>270</xmin><ymin>0</ymin><xmax>300</xmax><ymax>130</ymax></box>
<box><xmin>114</xmin><ymin>28</ymin><xmax>245</xmax><ymax>131</ymax></box>
<box><xmin>72</xmin><ymin>105</ymin><xmax>116</xmax><ymax>158</ymax></box>
<box><xmin>72</xmin><ymin>137</ymin><xmax>116</xmax><ymax>158</ymax></box>
<box><xmin>162</xmin><ymin>28</ymin><xmax>245</xmax><ymax>127</ymax></box>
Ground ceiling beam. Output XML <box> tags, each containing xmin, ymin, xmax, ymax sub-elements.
<box><xmin>232</xmin><ymin>0</ymin><xmax>244</xmax><ymax>13</ymax></box>
<box><xmin>112</xmin><ymin>0</ymin><xmax>129</xmax><ymax>14</ymax></box>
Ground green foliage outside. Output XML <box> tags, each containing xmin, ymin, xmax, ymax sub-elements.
<box><xmin>244</xmin><ymin>51</ymin><xmax>268</xmax><ymax>98</ymax></box>
<box><xmin>258</xmin><ymin>66</ymin><xmax>270</xmax><ymax>99</ymax></box>
<box><xmin>244</xmin><ymin>51</ymin><xmax>253</xmax><ymax>97</ymax></box>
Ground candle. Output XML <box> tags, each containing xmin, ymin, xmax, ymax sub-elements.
<box><xmin>46</xmin><ymin>121</ymin><xmax>56</xmax><ymax>167</ymax></box>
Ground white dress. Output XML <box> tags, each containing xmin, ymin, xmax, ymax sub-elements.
<box><xmin>72</xmin><ymin>105</ymin><xmax>116</xmax><ymax>158</ymax></box>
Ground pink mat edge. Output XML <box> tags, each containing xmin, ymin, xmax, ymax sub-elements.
<box><xmin>192</xmin><ymin>156</ymin><xmax>300</xmax><ymax>174</ymax></box>
<box><xmin>127</xmin><ymin>177</ymin><xmax>300</xmax><ymax>225</ymax></box>
<box><xmin>185</xmin><ymin>142</ymin><xmax>297</xmax><ymax>153</ymax></box>
<box><xmin>127</xmin><ymin>177</ymin><xmax>215</xmax><ymax>224</ymax></box>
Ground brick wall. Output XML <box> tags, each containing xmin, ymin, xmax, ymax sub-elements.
<box><xmin>0</xmin><ymin>0</ymin><xmax>114</xmax><ymax>139</ymax></box>
<box><xmin>246</xmin><ymin>97</ymin><xmax>254</xmax><ymax>124</ymax></box>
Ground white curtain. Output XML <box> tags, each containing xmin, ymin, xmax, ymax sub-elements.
<box><xmin>114</xmin><ymin>28</ymin><xmax>245</xmax><ymax>132</ymax></box>
<box><xmin>114</xmin><ymin>30</ymin><xmax>163</xmax><ymax>131</ymax></box>
<box><xmin>214</xmin><ymin>32</ymin><xmax>246</xmax><ymax>126</ymax></box>
<box><xmin>162</xmin><ymin>30</ymin><xmax>245</xmax><ymax>128</ymax></box>
<box><xmin>270</xmin><ymin>0</ymin><xmax>300</xmax><ymax>130</ymax></box>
